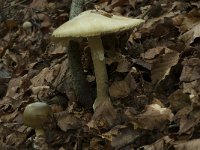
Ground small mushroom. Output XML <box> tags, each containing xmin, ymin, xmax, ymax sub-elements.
<box><xmin>22</xmin><ymin>21</ymin><xmax>32</xmax><ymax>30</ymax></box>
<box><xmin>23</xmin><ymin>102</ymin><xmax>53</xmax><ymax>149</ymax></box>
<box><xmin>52</xmin><ymin>10</ymin><xmax>144</xmax><ymax>110</ymax></box>
<box><xmin>22</xmin><ymin>21</ymin><xmax>32</xmax><ymax>34</ymax></box>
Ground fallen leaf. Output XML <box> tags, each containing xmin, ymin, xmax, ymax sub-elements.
<box><xmin>111</xmin><ymin>128</ymin><xmax>139</xmax><ymax>149</ymax></box>
<box><xmin>101</xmin><ymin>126</ymin><xmax>141</xmax><ymax>149</ymax></box>
<box><xmin>30</xmin><ymin>67</ymin><xmax>56</xmax><ymax>86</ymax></box>
<box><xmin>124</xmin><ymin>70</ymin><xmax>137</xmax><ymax>92</ymax></box>
<box><xmin>0</xmin><ymin>109</ymin><xmax>19</xmax><ymax>123</ymax></box>
<box><xmin>6</xmin><ymin>131</ymin><xmax>26</xmax><ymax>147</ymax></box>
<box><xmin>151</xmin><ymin>51</ymin><xmax>180</xmax><ymax>85</ymax></box>
<box><xmin>178</xmin><ymin>116</ymin><xmax>195</xmax><ymax>135</ymax></box>
<box><xmin>128</xmin><ymin>0</ymin><xmax>136</xmax><ymax>8</ymax></box>
<box><xmin>57</xmin><ymin>113</ymin><xmax>82</xmax><ymax>132</ymax></box>
<box><xmin>174</xmin><ymin>139</ymin><xmax>200</xmax><ymax>150</ymax></box>
<box><xmin>30</xmin><ymin>0</ymin><xmax>48</xmax><ymax>10</ymax></box>
<box><xmin>4</xmin><ymin>20</ymin><xmax>18</xmax><ymax>30</ymax></box>
<box><xmin>88</xmin><ymin>98</ymin><xmax>117</xmax><ymax>128</ymax></box>
<box><xmin>180</xmin><ymin>58</ymin><xmax>200</xmax><ymax>82</ymax></box>
<box><xmin>5</xmin><ymin>78</ymin><xmax>22</xmax><ymax>99</ymax></box>
<box><xmin>89</xmin><ymin>137</ymin><xmax>105</xmax><ymax>150</ymax></box>
<box><xmin>182</xmin><ymin>80</ymin><xmax>200</xmax><ymax>105</ymax></box>
<box><xmin>109</xmin><ymin>80</ymin><xmax>130</xmax><ymax>99</ymax></box>
<box><xmin>142</xmin><ymin>11</ymin><xmax>180</xmax><ymax>30</ymax></box>
<box><xmin>31</xmin><ymin>85</ymin><xmax>50</xmax><ymax>98</ymax></box>
<box><xmin>168</xmin><ymin>89</ymin><xmax>191</xmax><ymax>112</ymax></box>
<box><xmin>126</xmin><ymin>104</ymin><xmax>174</xmax><ymax>130</ymax></box>
<box><xmin>179</xmin><ymin>23</ymin><xmax>200</xmax><ymax>45</ymax></box>
<box><xmin>116</xmin><ymin>57</ymin><xmax>130</xmax><ymax>73</ymax></box>
<box><xmin>141</xmin><ymin>46</ymin><xmax>173</xmax><ymax>61</ymax></box>
<box><xmin>36</xmin><ymin>13</ymin><xmax>52</xmax><ymax>28</ymax></box>
<box><xmin>141</xmin><ymin>136</ymin><xmax>173</xmax><ymax>150</ymax></box>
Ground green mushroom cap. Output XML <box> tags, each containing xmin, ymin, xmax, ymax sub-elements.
<box><xmin>52</xmin><ymin>10</ymin><xmax>144</xmax><ymax>38</ymax></box>
<box><xmin>23</xmin><ymin>102</ymin><xmax>53</xmax><ymax>129</ymax></box>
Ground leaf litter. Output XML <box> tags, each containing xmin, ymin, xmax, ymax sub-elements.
<box><xmin>0</xmin><ymin>0</ymin><xmax>200</xmax><ymax>149</ymax></box>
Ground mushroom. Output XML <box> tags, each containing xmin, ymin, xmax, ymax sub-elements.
<box><xmin>52</xmin><ymin>10</ymin><xmax>144</xmax><ymax>110</ymax></box>
<box><xmin>22</xmin><ymin>21</ymin><xmax>32</xmax><ymax>30</ymax></box>
<box><xmin>23</xmin><ymin>102</ymin><xmax>53</xmax><ymax>136</ymax></box>
<box><xmin>23</xmin><ymin>102</ymin><xmax>53</xmax><ymax>149</ymax></box>
<box><xmin>22</xmin><ymin>21</ymin><xmax>32</xmax><ymax>34</ymax></box>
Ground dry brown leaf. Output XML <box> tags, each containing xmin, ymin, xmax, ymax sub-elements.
<box><xmin>31</xmin><ymin>58</ymin><xmax>68</xmax><ymax>89</ymax></box>
<box><xmin>6</xmin><ymin>131</ymin><xmax>26</xmax><ymax>147</ymax></box>
<box><xmin>0</xmin><ymin>109</ymin><xmax>19</xmax><ymax>122</ymax></box>
<box><xmin>180</xmin><ymin>58</ymin><xmax>200</xmax><ymax>82</ymax></box>
<box><xmin>191</xmin><ymin>2</ymin><xmax>200</xmax><ymax>8</ymax></box>
<box><xmin>31</xmin><ymin>67</ymin><xmax>57</xmax><ymax>86</ymax></box>
<box><xmin>152</xmin><ymin>98</ymin><xmax>165</xmax><ymax>107</ymax></box>
<box><xmin>4</xmin><ymin>50</ymin><xmax>28</xmax><ymax>75</ymax></box>
<box><xmin>109</xmin><ymin>80</ymin><xmax>130</xmax><ymax>99</ymax></box>
<box><xmin>180</xmin><ymin>58</ymin><xmax>200</xmax><ymax>105</ymax></box>
<box><xmin>172</xmin><ymin>13</ymin><xmax>200</xmax><ymax>34</ymax></box>
<box><xmin>128</xmin><ymin>0</ymin><xmax>136</xmax><ymax>8</ymax></box>
<box><xmin>0</xmin><ymin>124</ymin><xmax>27</xmax><ymax>148</ymax></box>
<box><xmin>146</xmin><ymin>47</ymin><xmax>173</xmax><ymax>59</ymax></box>
<box><xmin>182</xmin><ymin>80</ymin><xmax>200</xmax><ymax>105</ymax></box>
<box><xmin>116</xmin><ymin>57</ymin><xmax>130</xmax><ymax>73</ymax></box>
<box><xmin>49</xmin><ymin>44</ymin><xmax>66</xmax><ymax>55</ymax></box>
<box><xmin>37</xmin><ymin>13</ymin><xmax>52</xmax><ymax>28</ymax></box>
<box><xmin>110</xmin><ymin>128</ymin><xmax>139</xmax><ymax>149</ymax></box>
<box><xmin>50</xmin><ymin>59</ymin><xmax>73</xmax><ymax>99</ymax></box>
<box><xmin>5</xmin><ymin>78</ymin><xmax>22</xmax><ymax>99</ymax></box>
<box><xmin>126</xmin><ymin>104</ymin><xmax>174</xmax><ymax>130</ymax></box>
<box><xmin>57</xmin><ymin>113</ymin><xmax>82</xmax><ymax>132</ymax></box>
<box><xmin>141</xmin><ymin>46</ymin><xmax>174</xmax><ymax>64</ymax></box>
<box><xmin>141</xmin><ymin>47</ymin><xmax>164</xmax><ymax>60</ymax></box>
<box><xmin>151</xmin><ymin>51</ymin><xmax>179</xmax><ymax>85</ymax></box>
<box><xmin>31</xmin><ymin>85</ymin><xmax>50</xmax><ymax>98</ymax></box>
<box><xmin>168</xmin><ymin>89</ymin><xmax>191</xmax><ymax>112</ymax></box>
<box><xmin>124</xmin><ymin>70</ymin><xmax>137</xmax><ymax>92</ymax></box>
<box><xmin>142</xmin><ymin>11</ymin><xmax>180</xmax><ymax>30</ymax></box>
<box><xmin>179</xmin><ymin>23</ymin><xmax>200</xmax><ymax>45</ymax></box>
<box><xmin>106</xmin><ymin>51</ymin><xmax>122</xmax><ymax>65</ymax></box>
<box><xmin>30</xmin><ymin>0</ymin><xmax>48</xmax><ymax>10</ymax></box>
<box><xmin>89</xmin><ymin>137</ymin><xmax>105</xmax><ymax>150</ymax></box>
<box><xmin>101</xmin><ymin>125</ymin><xmax>127</xmax><ymax>141</ymax></box>
<box><xmin>172</xmin><ymin>15</ymin><xmax>184</xmax><ymax>26</ymax></box>
<box><xmin>132</xmin><ymin>58</ymin><xmax>151</xmax><ymax>70</ymax></box>
<box><xmin>112</xmin><ymin>7</ymin><xmax>124</xmax><ymax>15</ymax></box>
<box><xmin>174</xmin><ymin>139</ymin><xmax>200</xmax><ymax>150</ymax></box>
<box><xmin>170</xmin><ymin>1</ymin><xmax>189</xmax><ymax>12</ymax></box>
<box><xmin>0</xmin><ymin>60</ymin><xmax>11</xmax><ymax>85</ymax></box>
<box><xmin>4</xmin><ymin>20</ymin><xmax>18</xmax><ymax>30</ymax></box>
<box><xmin>110</xmin><ymin>0</ymin><xmax>129</xmax><ymax>8</ymax></box>
<box><xmin>178</xmin><ymin>116</ymin><xmax>195</xmax><ymax>135</ymax></box>
<box><xmin>173</xmin><ymin>106</ymin><xmax>191</xmax><ymax>122</ymax></box>
<box><xmin>141</xmin><ymin>136</ymin><xmax>174</xmax><ymax>150</ymax></box>
<box><xmin>88</xmin><ymin>98</ymin><xmax>117</xmax><ymax>128</ymax></box>
<box><xmin>102</xmin><ymin>125</ymin><xmax>139</xmax><ymax>149</ymax></box>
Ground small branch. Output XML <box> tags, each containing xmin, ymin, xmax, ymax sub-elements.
<box><xmin>66</xmin><ymin>0</ymin><xmax>94</xmax><ymax>108</ymax></box>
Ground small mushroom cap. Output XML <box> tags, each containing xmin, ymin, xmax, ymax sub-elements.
<box><xmin>52</xmin><ymin>10</ymin><xmax>144</xmax><ymax>38</ymax></box>
<box><xmin>23</xmin><ymin>102</ymin><xmax>53</xmax><ymax>129</ymax></box>
<box><xmin>22</xmin><ymin>21</ymin><xmax>32</xmax><ymax>30</ymax></box>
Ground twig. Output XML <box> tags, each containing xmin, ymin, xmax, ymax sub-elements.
<box><xmin>66</xmin><ymin>0</ymin><xmax>94</xmax><ymax>108</ymax></box>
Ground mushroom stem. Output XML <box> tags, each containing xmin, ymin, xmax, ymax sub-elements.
<box><xmin>35</xmin><ymin>128</ymin><xmax>45</xmax><ymax>137</ymax></box>
<box><xmin>34</xmin><ymin>129</ymin><xmax>48</xmax><ymax>150</ymax></box>
<box><xmin>88</xmin><ymin>36</ymin><xmax>109</xmax><ymax>108</ymax></box>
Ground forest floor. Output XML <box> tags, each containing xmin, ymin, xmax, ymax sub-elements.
<box><xmin>1</xmin><ymin>0</ymin><xmax>200</xmax><ymax>149</ymax></box>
